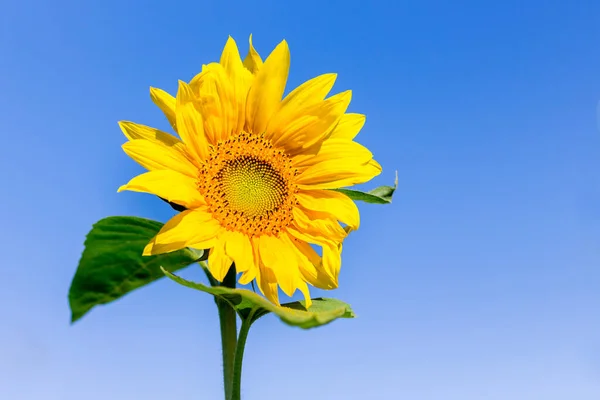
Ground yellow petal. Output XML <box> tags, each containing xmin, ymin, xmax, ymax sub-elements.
<box><xmin>122</xmin><ymin>139</ymin><xmax>197</xmax><ymax>177</ymax></box>
<box><xmin>322</xmin><ymin>241</ymin><xmax>343</xmax><ymax>284</ymax></box>
<box><xmin>193</xmin><ymin>63</ymin><xmax>237</xmax><ymax>142</ymax></box>
<box><xmin>289</xmin><ymin>236</ymin><xmax>338</xmax><ymax>289</ymax></box>
<box><xmin>238</xmin><ymin>237</ymin><xmax>260</xmax><ymax>285</ymax></box>
<box><xmin>328</xmin><ymin>113</ymin><xmax>366</xmax><ymax>140</ymax></box>
<box><xmin>286</xmin><ymin>227</ymin><xmax>341</xmax><ymax>290</ymax></box>
<box><xmin>245</xmin><ymin>40</ymin><xmax>290</xmax><ymax>135</ymax></box>
<box><xmin>266</xmin><ymin>73</ymin><xmax>337</xmax><ymax>136</ymax></box>
<box><xmin>175</xmin><ymin>80</ymin><xmax>211</xmax><ymax>161</ymax></box>
<box><xmin>143</xmin><ymin>209</ymin><xmax>222</xmax><ymax>255</ymax></box>
<box><xmin>150</xmin><ymin>87</ymin><xmax>177</xmax><ymax>130</ymax></box>
<box><xmin>187</xmin><ymin>235</ymin><xmax>218</xmax><ymax>253</ymax></box>
<box><xmin>188</xmin><ymin>65</ymin><xmax>210</xmax><ymax>94</ymax></box>
<box><xmin>287</xmin><ymin>225</ymin><xmax>335</xmax><ymax>251</ymax></box>
<box><xmin>296</xmin><ymin>157</ymin><xmax>382</xmax><ymax>190</ymax></box>
<box><xmin>118</xmin><ymin>170</ymin><xmax>205</xmax><ymax>209</ymax></box>
<box><xmin>243</xmin><ymin>34</ymin><xmax>263</xmax><ymax>74</ymax></box>
<box><xmin>296</xmin><ymin>189</ymin><xmax>360</xmax><ymax>230</ymax></box>
<box><xmin>238</xmin><ymin>268</ymin><xmax>257</xmax><ymax>285</ymax></box>
<box><xmin>256</xmin><ymin>263</ymin><xmax>280</xmax><ymax>306</ymax></box>
<box><xmin>291</xmin><ymin>207</ymin><xmax>348</xmax><ymax>243</ymax></box>
<box><xmin>220</xmin><ymin>36</ymin><xmax>245</xmax><ymax>77</ymax></box>
<box><xmin>368</xmin><ymin>158</ymin><xmax>382</xmax><ymax>170</ymax></box>
<box><xmin>208</xmin><ymin>236</ymin><xmax>233</xmax><ymax>281</ymax></box>
<box><xmin>258</xmin><ymin>235</ymin><xmax>298</xmax><ymax>297</ymax></box>
<box><xmin>297</xmin><ymin>280</ymin><xmax>312</xmax><ymax>309</ymax></box>
<box><xmin>118</xmin><ymin>121</ymin><xmax>181</xmax><ymax>146</ymax></box>
<box><xmin>224</xmin><ymin>230</ymin><xmax>255</xmax><ymax>274</ymax></box>
<box><xmin>220</xmin><ymin>37</ymin><xmax>253</xmax><ymax>134</ymax></box>
<box><xmin>271</xmin><ymin>91</ymin><xmax>352</xmax><ymax>153</ymax></box>
<box><xmin>292</xmin><ymin>138</ymin><xmax>373</xmax><ymax>170</ymax></box>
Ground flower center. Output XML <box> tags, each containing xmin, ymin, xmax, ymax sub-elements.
<box><xmin>216</xmin><ymin>156</ymin><xmax>286</xmax><ymax>217</ymax></box>
<box><xmin>198</xmin><ymin>132</ymin><xmax>297</xmax><ymax>237</ymax></box>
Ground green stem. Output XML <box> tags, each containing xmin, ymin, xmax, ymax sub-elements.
<box><xmin>215</xmin><ymin>265</ymin><xmax>237</xmax><ymax>400</ymax></box>
<box><xmin>230</xmin><ymin>315</ymin><xmax>253</xmax><ymax>400</ymax></box>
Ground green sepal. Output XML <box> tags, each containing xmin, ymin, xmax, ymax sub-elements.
<box><xmin>162</xmin><ymin>268</ymin><xmax>355</xmax><ymax>329</ymax></box>
<box><xmin>68</xmin><ymin>216</ymin><xmax>203</xmax><ymax>323</ymax></box>
<box><xmin>335</xmin><ymin>171</ymin><xmax>398</xmax><ymax>204</ymax></box>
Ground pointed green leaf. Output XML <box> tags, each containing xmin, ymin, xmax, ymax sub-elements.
<box><xmin>335</xmin><ymin>171</ymin><xmax>398</xmax><ymax>204</ymax></box>
<box><xmin>162</xmin><ymin>268</ymin><xmax>355</xmax><ymax>329</ymax></box>
<box><xmin>68</xmin><ymin>216</ymin><xmax>203</xmax><ymax>323</ymax></box>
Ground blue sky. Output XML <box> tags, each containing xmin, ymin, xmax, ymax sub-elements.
<box><xmin>2</xmin><ymin>0</ymin><xmax>600</xmax><ymax>399</ymax></box>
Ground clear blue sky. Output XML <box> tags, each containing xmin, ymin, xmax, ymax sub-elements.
<box><xmin>2</xmin><ymin>0</ymin><xmax>600</xmax><ymax>399</ymax></box>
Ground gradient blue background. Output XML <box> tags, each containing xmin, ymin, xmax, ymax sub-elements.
<box><xmin>2</xmin><ymin>0</ymin><xmax>600</xmax><ymax>399</ymax></box>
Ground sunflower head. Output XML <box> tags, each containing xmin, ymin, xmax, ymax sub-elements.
<box><xmin>118</xmin><ymin>35</ymin><xmax>381</xmax><ymax>308</ymax></box>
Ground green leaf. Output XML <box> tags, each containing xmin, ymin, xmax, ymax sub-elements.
<box><xmin>335</xmin><ymin>171</ymin><xmax>398</xmax><ymax>204</ymax></box>
<box><xmin>68</xmin><ymin>216</ymin><xmax>203</xmax><ymax>323</ymax></box>
<box><xmin>162</xmin><ymin>268</ymin><xmax>355</xmax><ymax>329</ymax></box>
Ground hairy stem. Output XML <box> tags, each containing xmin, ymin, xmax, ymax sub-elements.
<box><xmin>215</xmin><ymin>265</ymin><xmax>237</xmax><ymax>400</ymax></box>
<box><xmin>230</xmin><ymin>315</ymin><xmax>252</xmax><ymax>400</ymax></box>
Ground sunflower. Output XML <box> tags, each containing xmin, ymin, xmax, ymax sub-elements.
<box><xmin>118</xmin><ymin>36</ymin><xmax>381</xmax><ymax>308</ymax></box>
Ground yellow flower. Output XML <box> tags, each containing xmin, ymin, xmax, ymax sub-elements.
<box><xmin>118</xmin><ymin>36</ymin><xmax>381</xmax><ymax>308</ymax></box>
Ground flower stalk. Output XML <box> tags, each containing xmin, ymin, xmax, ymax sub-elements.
<box><xmin>230</xmin><ymin>314</ymin><xmax>253</xmax><ymax>400</ymax></box>
<box><xmin>215</xmin><ymin>265</ymin><xmax>237</xmax><ymax>400</ymax></box>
